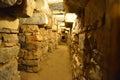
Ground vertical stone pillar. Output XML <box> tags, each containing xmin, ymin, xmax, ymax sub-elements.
<box><xmin>0</xmin><ymin>13</ymin><xmax>20</xmax><ymax>80</ymax></box>
<box><xmin>18</xmin><ymin>25</ymin><xmax>58</xmax><ymax>72</ymax></box>
<box><xmin>18</xmin><ymin>25</ymin><xmax>42</xmax><ymax>72</ymax></box>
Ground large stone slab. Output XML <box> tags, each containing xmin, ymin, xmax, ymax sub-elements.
<box><xmin>0</xmin><ymin>14</ymin><xmax>19</xmax><ymax>30</ymax></box>
<box><xmin>0</xmin><ymin>46</ymin><xmax>20</xmax><ymax>63</ymax></box>
<box><xmin>20</xmin><ymin>13</ymin><xmax>48</xmax><ymax>25</ymax></box>
<box><xmin>5</xmin><ymin>0</ymin><xmax>35</xmax><ymax>17</ymax></box>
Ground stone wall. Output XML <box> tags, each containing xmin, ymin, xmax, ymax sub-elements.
<box><xmin>70</xmin><ymin>32</ymin><xmax>85</xmax><ymax>80</ymax></box>
<box><xmin>70</xmin><ymin>16</ymin><xmax>104</xmax><ymax>80</ymax></box>
<box><xmin>69</xmin><ymin>0</ymin><xmax>120</xmax><ymax>80</ymax></box>
<box><xmin>0</xmin><ymin>0</ymin><xmax>59</xmax><ymax>79</ymax></box>
<box><xmin>17</xmin><ymin>0</ymin><xmax>59</xmax><ymax>73</ymax></box>
<box><xmin>0</xmin><ymin>13</ymin><xmax>20</xmax><ymax>80</ymax></box>
<box><xmin>18</xmin><ymin>25</ymin><xmax>58</xmax><ymax>72</ymax></box>
<box><xmin>18</xmin><ymin>25</ymin><xmax>42</xmax><ymax>72</ymax></box>
<box><xmin>0</xmin><ymin>0</ymin><xmax>36</xmax><ymax>79</ymax></box>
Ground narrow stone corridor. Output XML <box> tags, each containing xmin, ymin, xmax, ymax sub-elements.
<box><xmin>0</xmin><ymin>0</ymin><xmax>120</xmax><ymax>80</ymax></box>
<box><xmin>20</xmin><ymin>45</ymin><xmax>72</xmax><ymax>80</ymax></box>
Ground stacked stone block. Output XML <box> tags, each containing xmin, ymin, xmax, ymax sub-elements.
<box><xmin>18</xmin><ymin>24</ymin><xmax>59</xmax><ymax>72</ymax></box>
<box><xmin>18</xmin><ymin>25</ymin><xmax>43</xmax><ymax>72</ymax></box>
<box><xmin>69</xmin><ymin>0</ymin><xmax>106</xmax><ymax>80</ymax></box>
<box><xmin>0</xmin><ymin>0</ymin><xmax>36</xmax><ymax>79</ymax></box>
<box><xmin>0</xmin><ymin>14</ymin><xmax>20</xmax><ymax>80</ymax></box>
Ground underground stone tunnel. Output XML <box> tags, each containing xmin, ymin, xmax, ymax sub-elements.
<box><xmin>0</xmin><ymin>0</ymin><xmax>120</xmax><ymax>80</ymax></box>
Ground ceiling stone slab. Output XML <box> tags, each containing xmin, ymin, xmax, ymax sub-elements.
<box><xmin>20</xmin><ymin>13</ymin><xmax>48</xmax><ymax>25</ymax></box>
<box><xmin>63</xmin><ymin>0</ymin><xmax>89</xmax><ymax>13</ymax></box>
<box><xmin>49</xmin><ymin>2</ymin><xmax>64</xmax><ymax>11</ymax></box>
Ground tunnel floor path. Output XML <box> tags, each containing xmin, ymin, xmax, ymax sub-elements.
<box><xmin>20</xmin><ymin>45</ymin><xmax>73</xmax><ymax>80</ymax></box>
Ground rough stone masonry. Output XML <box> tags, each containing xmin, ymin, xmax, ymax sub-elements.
<box><xmin>18</xmin><ymin>0</ymin><xmax>59</xmax><ymax>73</ymax></box>
<box><xmin>0</xmin><ymin>0</ymin><xmax>35</xmax><ymax>80</ymax></box>
<box><xmin>0</xmin><ymin>13</ymin><xmax>20</xmax><ymax>80</ymax></box>
<box><xmin>64</xmin><ymin>0</ymin><xmax>120</xmax><ymax>80</ymax></box>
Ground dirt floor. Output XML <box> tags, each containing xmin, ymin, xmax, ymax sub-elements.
<box><xmin>20</xmin><ymin>45</ymin><xmax>73</xmax><ymax>80</ymax></box>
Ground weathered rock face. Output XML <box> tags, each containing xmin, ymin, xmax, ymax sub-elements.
<box><xmin>0</xmin><ymin>13</ymin><xmax>20</xmax><ymax>80</ymax></box>
<box><xmin>67</xmin><ymin>0</ymin><xmax>120</xmax><ymax>80</ymax></box>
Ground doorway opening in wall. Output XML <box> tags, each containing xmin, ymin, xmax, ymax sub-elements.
<box><xmin>62</xmin><ymin>36</ymin><xmax>66</xmax><ymax>40</ymax></box>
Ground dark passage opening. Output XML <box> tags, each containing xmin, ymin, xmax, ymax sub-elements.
<box><xmin>62</xmin><ymin>36</ymin><xmax>65</xmax><ymax>40</ymax></box>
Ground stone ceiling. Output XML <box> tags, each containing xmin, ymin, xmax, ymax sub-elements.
<box><xmin>63</xmin><ymin>0</ymin><xmax>89</xmax><ymax>13</ymax></box>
